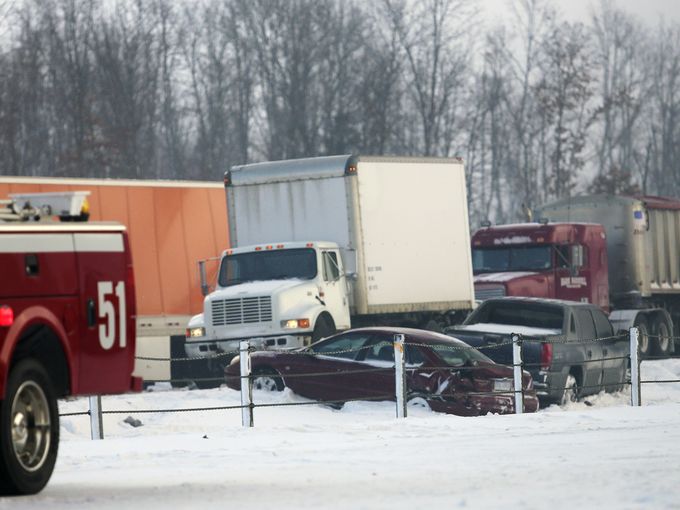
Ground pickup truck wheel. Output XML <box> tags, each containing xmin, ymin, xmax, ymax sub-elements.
<box><xmin>560</xmin><ymin>374</ymin><xmax>579</xmax><ymax>406</ymax></box>
<box><xmin>652</xmin><ymin>319</ymin><xmax>673</xmax><ymax>357</ymax></box>
<box><xmin>0</xmin><ymin>359</ymin><xmax>59</xmax><ymax>495</ymax></box>
<box><xmin>252</xmin><ymin>369</ymin><xmax>284</xmax><ymax>392</ymax></box>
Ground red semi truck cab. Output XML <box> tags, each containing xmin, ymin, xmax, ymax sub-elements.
<box><xmin>471</xmin><ymin>222</ymin><xmax>610</xmax><ymax>310</ymax></box>
<box><xmin>0</xmin><ymin>194</ymin><xmax>141</xmax><ymax>495</ymax></box>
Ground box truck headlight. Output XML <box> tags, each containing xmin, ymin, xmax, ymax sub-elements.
<box><xmin>186</xmin><ymin>327</ymin><xmax>205</xmax><ymax>338</ymax></box>
<box><xmin>281</xmin><ymin>319</ymin><xmax>310</xmax><ymax>329</ymax></box>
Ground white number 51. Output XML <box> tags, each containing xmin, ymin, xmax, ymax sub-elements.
<box><xmin>97</xmin><ymin>281</ymin><xmax>127</xmax><ymax>350</ymax></box>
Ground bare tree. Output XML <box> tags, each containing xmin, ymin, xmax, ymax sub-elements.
<box><xmin>591</xmin><ymin>0</ymin><xmax>645</xmax><ymax>187</ymax></box>
<box><xmin>644</xmin><ymin>23</ymin><xmax>680</xmax><ymax>195</ymax></box>
<box><xmin>381</xmin><ymin>0</ymin><xmax>476</xmax><ymax>156</ymax></box>
<box><xmin>535</xmin><ymin>22</ymin><xmax>595</xmax><ymax>198</ymax></box>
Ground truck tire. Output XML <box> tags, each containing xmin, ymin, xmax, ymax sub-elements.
<box><xmin>652</xmin><ymin>318</ymin><xmax>673</xmax><ymax>357</ymax></box>
<box><xmin>634</xmin><ymin>317</ymin><xmax>651</xmax><ymax>357</ymax></box>
<box><xmin>312</xmin><ymin>315</ymin><xmax>335</xmax><ymax>343</ymax></box>
<box><xmin>560</xmin><ymin>374</ymin><xmax>579</xmax><ymax>406</ymax></box>
<box><xmin>0</xmin><ymin>359</ymin><xmax>59</xmax><ymax>495</ymax></box>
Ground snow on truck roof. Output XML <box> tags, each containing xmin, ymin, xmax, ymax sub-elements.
<box><xmin>0</xmin><ymin>176</ymin><xmax>222</xmax><ymax>189</ymax></box>
<box><xmin>227</xmin><ymin>154</ymin><xmax>464</xmax><ymax>186</ymax></box>
<box><xmin>540</xmin><ymin>194</ymin><xmax>680</xmax><ymax>211</ymax></box>
<box><xmin>480</xmin><ymin>296</ymin><xmax>601</xmax><ymax>309</ymax></box>
<box><xmin>0</xmin><ymin>222</ymin><xmax>126</xmax><ymax>233</ymax></box>
<box><xmin>223</xmin><ymin>241</ymin><xmax>338</xmax><ymax>255</ymax></box>
<box><xmin>478</xmin><ymin>222</ymin><xmax>602</xmax><ymax>230</ymax></box>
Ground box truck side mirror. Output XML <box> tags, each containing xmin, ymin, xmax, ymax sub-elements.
<box><xmin>198</xmin><ymin>260</ymin><xmax>209</xmax><ymax>296</ymax></box>
<box><xmin>345</xmin><ymin>272</ymin><xmax>359</xmax><ymax>282</ymax></box>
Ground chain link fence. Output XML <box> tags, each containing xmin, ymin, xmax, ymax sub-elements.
<box><xmin>63</xmin><ymin>327</ymin><xmax>680</xmax><ymax>439</ymax></box>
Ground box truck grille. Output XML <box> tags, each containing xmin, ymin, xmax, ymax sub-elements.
<box><xmin>211</xmin><ymin>297</ymin><xmax>273</xmax><ymax>326</ymax></box>
<box><xmin>475</xmin><ymin>286</ymin><xmax>506</xmax><ymax>301</ymax></box>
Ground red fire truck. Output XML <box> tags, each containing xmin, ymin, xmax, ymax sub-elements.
<box><xmin>0</xmin><ymin>192</ymin><xmax>141</xmax><ymax>495</ymax></box>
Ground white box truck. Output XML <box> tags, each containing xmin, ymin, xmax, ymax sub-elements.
<box><xmin>184</xmin><ymin>155</ymin><xmax>475</xmax><ymax>362</ymax></box>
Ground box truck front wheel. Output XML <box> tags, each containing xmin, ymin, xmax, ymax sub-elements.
<box><xmin>0</xmin><ymin>359</ymin><xmax>59</xmax><ymax>495</ymax></box>
<box><xmin>312</xmin><ymin>315</ymin><xmax>336</xmax><ymax>343</ymax></box>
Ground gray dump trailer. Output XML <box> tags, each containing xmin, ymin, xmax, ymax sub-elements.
<box><xmin>537</xmin><ymin>194</ymin><xmax>680</xmax><ymax>355</ymax></box>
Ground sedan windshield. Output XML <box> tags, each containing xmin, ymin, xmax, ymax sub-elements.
<box><xmin>472</xmin><ymin>246</ymin><xmax>552</xmax><ymax>273</ymax></box>
<box><xmin>426</xmin><ymin>339</ymin><xmax>493</xmax><ymax>367</ymax></box>
<box><xmin>219</xmin><ymin>248</ymin><xmax>317</xmax><ymax>287</ymax></box>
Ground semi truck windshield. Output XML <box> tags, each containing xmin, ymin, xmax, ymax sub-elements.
<box><xmin>472</xmin><ymin>246</ymin><xmax>552</xmax><ymax>273</ymax></box>
<box><xmin>218</xmin><ymin>248</ymin><xmax>317</xmax><ymax>287</ymax></box>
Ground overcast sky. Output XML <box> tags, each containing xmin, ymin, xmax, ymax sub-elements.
<box><xmin>481</xmin><ymin>0</ymin><xmax>680</xmax><ymax>26</ymax></box>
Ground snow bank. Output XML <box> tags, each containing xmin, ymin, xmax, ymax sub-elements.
<box><xmin>8</xmin><ymin>360</ymin><xmax>679</xmax><ymax>509</ymax></box>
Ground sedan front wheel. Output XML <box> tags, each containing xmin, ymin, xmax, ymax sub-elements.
<box><xmin>251</xmin><ymin>369</ymin><xmax>285</xmax><ymax>392</ymax></box>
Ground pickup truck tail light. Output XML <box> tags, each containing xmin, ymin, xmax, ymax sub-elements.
<box><xmin>541</xmin><ymin>342</ymin><xmax>553</xmax><ymax>370</ymax></box>
<box><xmin>0</xmin><ymin>305</ymin><xmax>14</xmax><ymax>327</ymax></box>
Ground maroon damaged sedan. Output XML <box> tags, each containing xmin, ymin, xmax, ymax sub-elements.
<box><xmin>224</xmin><ymin>327</ymin><xmax>539</xmax><ymax>416</ymax></box>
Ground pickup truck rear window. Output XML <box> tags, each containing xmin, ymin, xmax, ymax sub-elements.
<box><xmin>574</xmin><ymin>308</ymin><xmax>596</xmax><ymax>339</ymax></box>
<box><xmin>591</xmin><ymin>309</ymin><xmax>614</xmax><ymax>338</ymax></box>
<box><xmin>467</xmin><ymin>302</ymin><xmax>564</xmax><ymax>330</ymax></box>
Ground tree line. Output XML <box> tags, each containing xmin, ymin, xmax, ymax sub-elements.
<box><xmin>0</xmin><ymin>0</ymin><xmax>678</xmax><ymax>223</ymax></box>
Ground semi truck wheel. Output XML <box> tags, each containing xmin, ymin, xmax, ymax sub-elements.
<box><xmin>652</xmin><ymin>318</ymin><xmax>673</xmax><ymax>357</ymax></box>
<box><xmin>634</xmin><ymin>317</ymin><xmax>651</xmax><ymax>357</ymax></box>
<box><xmin>0</xmin><ymin>359</ymin><xmax>59</xmax><ymax>495</ymax></box>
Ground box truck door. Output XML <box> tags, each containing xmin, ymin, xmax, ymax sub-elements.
<box><xmin>75</xmin><ymin>232</ymin><xmax>132</xmax><ymax>394</ymax></box>
<box><xmin>321</xmin><ymin>250</ymin><xmax>351</xmax><ymax>330</ymax></box>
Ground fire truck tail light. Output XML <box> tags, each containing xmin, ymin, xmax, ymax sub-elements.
<box><xmin>0</xmin><ymin>305</ymin><xmax>14</xmax><ymax>327</ymax></box>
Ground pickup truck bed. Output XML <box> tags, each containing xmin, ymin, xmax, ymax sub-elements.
<box><xmin>447</xmin><ymin>297</ymin><xmax>629</xmax><ymax>405</ymax></box>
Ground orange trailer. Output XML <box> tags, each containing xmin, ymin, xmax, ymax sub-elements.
<box><xmin>0</xmin><ymin>177</ymin><xmax>229</xmax><ymax>381</ymax></box>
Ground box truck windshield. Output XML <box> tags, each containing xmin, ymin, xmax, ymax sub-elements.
<box><xmin>218</xmin><ymin>248</ymin><xmax>318</xmax><ymax>287</ymax></box>
<box><xmin>472</xmin><ymin>246</ymin><xmax>552</xmax><ymax>273</ymax></box>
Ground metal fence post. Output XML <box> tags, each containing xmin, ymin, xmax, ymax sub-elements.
<box><xmin>629</xmin><ymin>327</ymin><xmax>641</xmax><ymax>407</ymax></box>
<box><xmin>88</xmin><ymin>395</ymin><xmax>104</xmax><ymax>440</ymax></box>
<box><xmin>512</xmin><ymin>334</ymin><xmax>524</xmax><ymax>415</ymax></box>
<box><xmin>394</xmin><ymin>334</ymin><xmax>407</xmax><ymax>418</ymax></box>
<box><xmin>239</xmin><ymin>340</ymin><xmax>254</xmax><ymax>427</ymax></box>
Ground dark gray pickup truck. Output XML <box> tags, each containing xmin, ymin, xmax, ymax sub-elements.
<box><xmin>446</xmin><ymin>297</ymin><xmax>629</xmax><ymax>405</ymax></box>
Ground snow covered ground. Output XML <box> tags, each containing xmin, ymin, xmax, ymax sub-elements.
<box><xmin>3</xmin><ymin>360</ymin><xmax>680</xmax><ymax>509</ymax></box>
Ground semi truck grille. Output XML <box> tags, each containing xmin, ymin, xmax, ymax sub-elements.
<box><xmin>475</xmin><ymin>286</ymin><xmax>506</xmax><ymax>301</ymax></box>
<box><xmin>211</xmin><ymin>297</ymin><xmax>273</xmax><ymax>326</ymax></box>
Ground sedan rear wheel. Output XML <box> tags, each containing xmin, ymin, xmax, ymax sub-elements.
<box><xmin>251</xmin><ymin>369</ymin><xmax>284</xmax><ymax>392</ymax></box>
<box><xmin>407</xmin><ymin>396</ymin><xmax>431</xmax><ymax>410</ymax></box>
